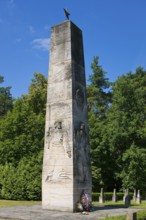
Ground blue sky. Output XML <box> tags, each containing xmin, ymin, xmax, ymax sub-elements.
<box><xmin>0</xmin><ymin>0</ymin><xmax>146</xmax><ymax>98</ymax></box>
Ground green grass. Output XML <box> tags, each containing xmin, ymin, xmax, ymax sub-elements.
<box><xmin>132</xmin><ymin>201</ymin><xmax>146</xmax><ymax>209</ymax></box>
<box><xmin>93</xmin><ymin>200</ymin><xmax>146</xmax><ymax>209</ymax></box>
<box><xmin>0</xmin><ymin>200</ymin><xmax>41</xmax><ymax>208</ymax></box>
<box><xmin>2</xmin><ymin>199</ymin><xmax>145</xmax><ymax>209</ymax></box>
<box><xmin>103</xmin><ymin>215</ymin><xmax>126</xmax><ymax>220</ymax></box>
<box><xmin>102</xmin><ymin>210</ymin><xmax>146</xmax><ymax>220</ymax></box>
<box><xmin>92</xmin><ymin>201</ymin><xmax>146</xmax><ymax>220</ymax></box>
<box><xmin>137</xmin><ymin>210</ymin><xmax>146</xmax><ymax>220</ymax></box>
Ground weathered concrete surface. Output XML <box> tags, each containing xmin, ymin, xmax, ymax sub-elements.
<box><xmin>0</xmin><ymin>205</ymin><xmax>142</xmax><ymax>220</ymax></box>
<box><xmin>42</xmin><ymin>20</ymin><xmax>92</xmax><ymax>211</ymax></box>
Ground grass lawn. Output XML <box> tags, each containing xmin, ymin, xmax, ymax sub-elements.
<box><xmin>93</xmin><ymin>200</ymin><xmax>146</xmax><ymax>209</ymax></box>
<box><xmin>102</xmin><ymin>210</ymin><xmax>146</xmax><ymax>220</ymax></box>
<box><xmin>93</xmin><ymin>200</ymin><xmax>146</xmax><ymax>220</ymax></box>
<box><xmin>1</xmin><ymin>199</ymin><xmax>146</xmax><ymax>209</ymax></box>
<box><xmin>0</xmin><ymin>200</ymin><xmax>41</xmax><ymax>208</ymax></box>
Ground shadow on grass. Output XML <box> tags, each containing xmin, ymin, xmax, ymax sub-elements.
<box><xmin>91</xmin><ymin>203</ymin><xmax>140</xmax><ymax>212</ymax></box>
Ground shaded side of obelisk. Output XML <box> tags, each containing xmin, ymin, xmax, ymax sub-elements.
<box><xmin>42</xmin><ymin>20</ymin><xmax>92</xmax><ymax>212</ymax></box>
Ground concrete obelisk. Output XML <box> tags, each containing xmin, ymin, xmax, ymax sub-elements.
<box><xmin>42</xmin><ymin>20</ymin><xmax>92</xmax><ymax>212</ymax></box>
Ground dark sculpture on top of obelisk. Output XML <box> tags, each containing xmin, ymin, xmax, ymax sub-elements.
<box><xmin>42</xmin><ymin>16</ymin><xmax>92</xmax><ymax>212</ymax></box>
<box><xmin>64</xmin><ymin>8</ymin><xmax>70</xmax><ymax>20</ymax></box>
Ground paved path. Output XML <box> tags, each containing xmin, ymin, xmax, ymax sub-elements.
<box><xmin>0</xmin><ymin>205</ymin><xmax>142</xmax><ymax>220</ymax></box>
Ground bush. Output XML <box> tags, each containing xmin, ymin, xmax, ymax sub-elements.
<box><xmin>0</xmin><ymin>153</ymin><xmax>42</xmax><ymax>201</ymax></box>
<box><xmin>92</xmin><ymin>192</ymin><xmax>100</xmax><ymax>201</ymax></box>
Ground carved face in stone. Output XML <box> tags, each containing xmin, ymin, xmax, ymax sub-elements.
<box><xmin>54</xmin><ymin>121</ymin><xmax>62</xmax><ymax>130</ymax></box>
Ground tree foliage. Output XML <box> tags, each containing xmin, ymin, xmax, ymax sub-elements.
<box><xmin>87</xmin><ymin>56</ymin><xmax>113</xmax><ymax>191</ymax></box>
<box><xmin>27</xmin><ymin>72</ymin><xmax>47</xmax><ymax>114</ymax></box>
<box><xmin>106</xmin><ymin>67</ymin><xmax>146</xmax><ymax>192</ymax></box>
<box><xmin>87</xmin><ymin>56</ymin><xmax>111</xmax><ymax>117</ymax></box>
<box><xmin>88</xmin><ymin>59</ymin><xmax>146</xmax><ymax>193</ymax></box>
<box><xmin>0</xmin><ymin>73</ymin><xmax>47</xmax><ymax>200</ymax></box>
<box><xmin>0</xmin><ymin>75</ymin><xmax>13</xmax><ymax>117</ymax></box>
<box><xmin>120</xmin><ymin>144</ymin><xmax>146</xmax><ymax>191</ymax></box>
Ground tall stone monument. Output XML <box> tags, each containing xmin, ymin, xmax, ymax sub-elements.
<box><xmin>42</xmin><ymin>20</ymin><xmax>92</xmax><ymax>212</ymax></box>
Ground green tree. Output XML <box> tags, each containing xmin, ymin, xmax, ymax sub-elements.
<box><xmin>27</xmin><ymin>72</ymin><xmax>47</xmax><ymax>114</ymax></box>
<box><xmin>87</xmin><ymin>56</ymin><xmax>112</xmax><ymax>191</ymax></box>
<box><xmin>0</xmin><ymin>73</ymin><xmax>47</xmax><ymax>200</ymax></box>
<box><xmin>0</xmin><ymin>153</ymin><xmax>42</xmax><ymax>200</ymax></box>
<box><xmin>87</xmin><ymin>56</ymin><xmax>111</xmax><ymax>118</ymax></box>
<box><xmin>107</xmin><ymin>67</ymin><xmax>146</xmax><ymax>190</ymax></box>
<box><xmin>0</xmin><ymin>75</ymin><xmax>13</xmax><ymax>117</ymax></box>
<box><xmin>120</xmin><ymin>144</ymin><xmax>146</xmax><ymax>192</ymax></box>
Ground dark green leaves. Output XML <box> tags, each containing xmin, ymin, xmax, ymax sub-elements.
<box><xmin>0</xmin><ymin>73</ymin><xmax>47</xmax><ymax>200</ymax></box>
<box><xmin>0</xmin><ymin>75</ymin><xmax>13</xmax><ymax>117</ymax></box>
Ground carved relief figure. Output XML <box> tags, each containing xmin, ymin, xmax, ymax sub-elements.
<box><xmin>74</xmin><ymin>123</ymin><xmax>90</xmax><ymax>183</ymax></box>
<box><xmin>46</xmin><ymin>121</ymin><xmax>71</xmax><ymax>158</ymax></box>
<box><xmin>75</xmin><ymin>88</ymin><xmax>84</xmax><ymax>110</ymax></box>
<box><xmin>45</xmin><ymin>168</ymin><xmax>71</xmax><ymax>183</ymax></box>
<box><xmin>59</xmin><ymin>169</ymin><xmax>71</xmax><ymax>180</ymax></box>
<box><xmin>50</xmin><ymin>121</ymin><xmax>64</xmax><ymax>155</ymax></box>
<box><xmin>45</xmin><ymin>170</ymin><xmax>54</xmax><ymax>182</ymax></box>
<box><xmin>45</xmin><ymin>121</ymin><xmax>72</xmax><ymax>183</ymax></box>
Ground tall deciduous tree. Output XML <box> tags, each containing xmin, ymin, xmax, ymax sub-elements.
<box><xmin>27</xmin><ymin>72</ymin><xmax>48</xmax><ymax>114</ymax></box>
<box><xmin>120</xmin><ymin>144</ymin><xmax>146</xmax><ymax>191</ymax></box>
<box><xmin>0</xmin><ymin>73</ymin><xmax>47</xmax><ymax>200</ymax></box>
<box><xmin>0</xmin><ymin>75</ymin><xmax>13</xmax><ymax>117</ymax></box>
<box><xmin>107</xmin><ymin>67</ymin><xmax>146</xmax><ymax>191</ymax></box>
